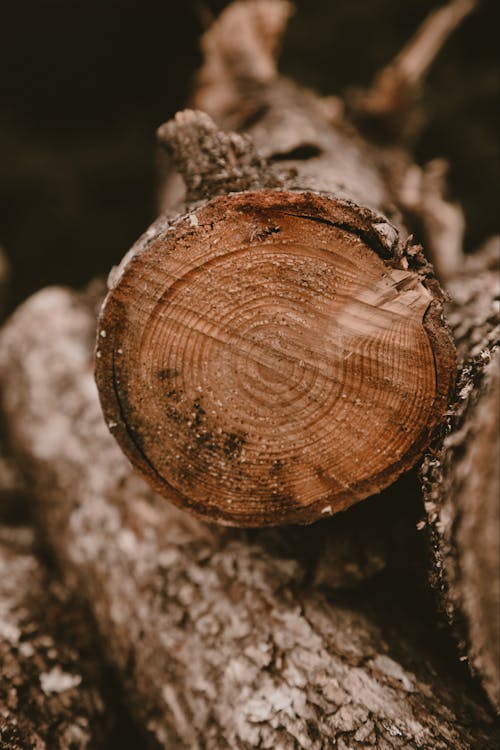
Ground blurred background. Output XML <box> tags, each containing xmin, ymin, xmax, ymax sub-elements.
<box><xmin>1</xmin><ymin>0</ymin><xmax>498</xmax><ymax>312</ymax></box>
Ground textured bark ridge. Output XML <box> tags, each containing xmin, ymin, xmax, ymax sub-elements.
<box><xmin>422</xmin><ymin>251</ymin><xmax>500</xmax><ymax>712</ymax></box>
<box><xmin>0</xmin><ymin>519</ymin><xmax>109</xmax><ymax>750</ymax></box>
<box><xmin>96</xmin><ymin>0</ymin><xmax>458</xmax><ymax>527</ymax></box>
<box><xmin>0</xmin><ymin>421</ymin><xmax>112</xmax><ymax>748</ymax></box>
<box><xmin>0</xmin><ymin>288</ymin><xmax>498</xmax><ymax>749</ymax></box>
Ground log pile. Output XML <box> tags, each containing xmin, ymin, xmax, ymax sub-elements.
<box><xmin>0</xmin><ymin>1</ymin><xmax>498</xmax><ymax>747</ymax></box>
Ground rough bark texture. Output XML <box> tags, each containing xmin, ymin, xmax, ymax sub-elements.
<box><xmin>421</xmin><ymin>248</ymin><xmax>500</xmax><ymax>711</ymax></box>
<box><xmin>0</xmin><ymin>287</ymin><xmax>498</xmax><ymax>749</ymax></box>
<box><xmin>2</xmin><ymin>246</ymin><xmax>111</xmax><ymax>750</ymax></box>
<box><xmin>157</xmin><ymin>109</ymin><xmax>281</xmax><ymax>203</ymax></box>
<box><xmin>0</xmin><ymin>512</ymin><xmax>109</xmax><ymax>749</ymax></box>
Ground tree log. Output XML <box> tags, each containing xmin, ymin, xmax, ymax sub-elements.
<box><xmin>422</xmin><ymin>247</ymin><xmax>500</xmax><ymax>711</ymax></box>
<box><xmin>95</xmin><ymin>0</ymin><xmax>458</xmax><ymax>527</ymax></box>
<box><xmin>0</xmin><ymin>287</ymin><xmax>498</xmax><ymax>749</ymax></box>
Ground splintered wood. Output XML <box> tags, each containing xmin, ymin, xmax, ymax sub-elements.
<box><xmin>96</xmin><ymin>190</ymin><xmax>455</xmax><ymax>526</ymax></box>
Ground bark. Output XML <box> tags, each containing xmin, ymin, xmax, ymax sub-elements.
<box><xmin>0</xmin><ymin>287</ymin><xmax>498</xmax><ymax>749</ymax></box>
<box><xmin>0</xmin><ymin>512</ymin><xmax>110</xmax><ymax>749</ymax></box>
<box><xmin>2</xmin><ymin>245</ymin><xmax>109</xmax><ymax>750</ymax></box>
<box><xmin>421</xmin><ymin>247</ymin><xmax>500</xmax><ymax>711</ymax></box>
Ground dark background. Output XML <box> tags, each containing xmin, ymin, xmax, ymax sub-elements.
<box><xmin>1</xmin><ymin>0</ymin><xmax>498</xmax><ymax>310</ymax></box>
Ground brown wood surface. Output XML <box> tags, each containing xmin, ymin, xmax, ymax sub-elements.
<box><xmin>96</xmin><ymin>190</ymin><xmax>455</xmax><ymax>526</ymax></box>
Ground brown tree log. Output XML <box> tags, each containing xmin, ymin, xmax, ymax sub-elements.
<box><xmin>95</xmin><ymin>0</ymin><xmax>458</xmax><ymax>527</ymax></box>
<box><xmin>0</xmin><ymin>287</ymin><xmax>498</xmax><ymax>749</ymax></box>
<box><xmin>422</xmin><ymin>246</ymin><xmax>500</xmax><ymax>712</ymax></box>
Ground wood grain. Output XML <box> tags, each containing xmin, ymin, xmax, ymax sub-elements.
<box><xmin>96</xmin><ymin>190</ymin><xmax>455</xmax><ymax>526</ymax></box>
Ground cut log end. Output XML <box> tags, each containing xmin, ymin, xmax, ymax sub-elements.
<box><xmin>95</xmin><ymin>190</ymin><xmax>455</xmax><ymax>526</ymax></box>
